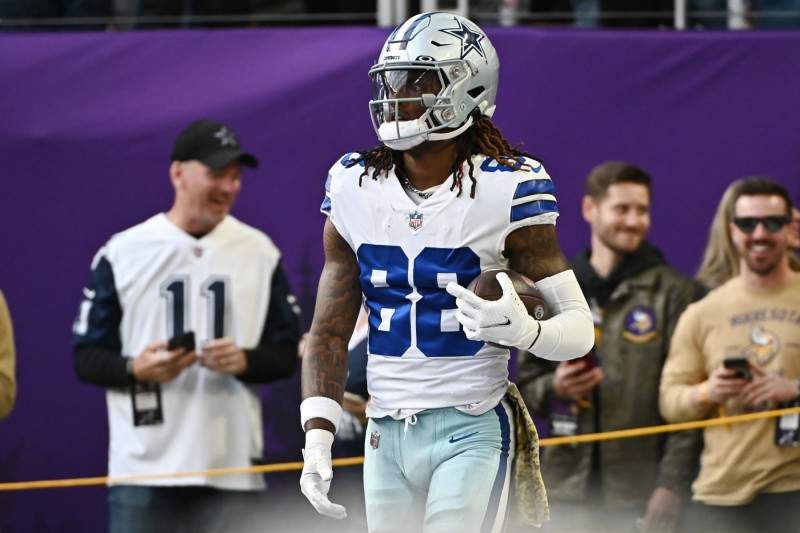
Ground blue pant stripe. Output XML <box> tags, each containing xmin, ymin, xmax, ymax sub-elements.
<box><xmin>480</xmin><ymin>401</ymin><xmax>512</xmax><ymax>533</ymax></box>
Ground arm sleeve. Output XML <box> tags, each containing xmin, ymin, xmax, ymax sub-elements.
<box><xmin>74</xmin><ymin>344</ymin><xmax>129</xmax><ymax>387</ymax></box>
<box><xmin>237</xmin><ymin>260</ymin><xmax>301</xmax><ymax>384</ymax></box>
<box><xmin>72</xmin><ymin>253</ymin><xmax>128</xmax><ymax>388</ymax></box>
<box><xmin>0</xmin><ymin>290</ymin><xmax>17</xmax><ymax>420</ymax></box>
<box><xmin>529</xmin><ymin>270</ymin><xmax>594</xmax><ymax>361</ymax></box>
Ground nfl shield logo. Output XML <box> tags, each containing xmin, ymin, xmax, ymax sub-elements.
<box><xmin>370</xmin><ymin>431</ymin><xmax>381</xmax><ymax>450</ymax></box>
<box><xmin>409</xmin><ymin>212</ymin><xmax>423</xmax><ymax>230</ymax></box>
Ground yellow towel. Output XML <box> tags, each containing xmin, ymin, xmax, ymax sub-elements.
<box><xmin>506</xmin><ymin>382</ymin><xmax>549</xmax><ymax>527</ymax></box>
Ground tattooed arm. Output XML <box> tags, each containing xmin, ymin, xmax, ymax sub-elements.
<box><xmin>504</xmin><ymin>224</ymin><xmax>570</xmax><ymax>282</ymax></box>
<box><xmin>299</xmin><ymin>219</ymin><xmax>361</xmax><ymax>519</ymax></box>
<box><xmin>504</xmin><ymin>223</ymin><xmax>593</xmax><ymax>361</ymax></box>
<box><xmin>301</xmin><ymin>218</ymin><xmax>363</xmax><ymax>433</ymax></box>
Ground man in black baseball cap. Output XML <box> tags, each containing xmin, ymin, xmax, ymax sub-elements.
<box><xmin>171</xmin><ymin>118</ymin><xmax>258</xmax><ymax>170</ymax></box>
<box><xmin>72</xmin><ymin>115</ymin><xmax>301</xmax><ymax>533</ymax></box>
<box><xmin>163</xmin><ymin>118</ymin><xmax>260</xmax><ymax>234</ymax></box>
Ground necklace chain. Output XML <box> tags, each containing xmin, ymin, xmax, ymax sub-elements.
<box><xmin>399</xmin><ymin>172</ymin><xmax>434</xmax><ymax>199</ymax></box>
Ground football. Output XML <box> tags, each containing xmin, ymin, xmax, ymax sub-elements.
<box><xmin>466</xmin><ymin>269</ymin><xmax>549</xmax><ymax>320</ymax></box>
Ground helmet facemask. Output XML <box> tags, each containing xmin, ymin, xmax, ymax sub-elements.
<box><xmin>369</xmin><ymin>61</ymin><xmax>477</xmax><ymax>150</ymax></box>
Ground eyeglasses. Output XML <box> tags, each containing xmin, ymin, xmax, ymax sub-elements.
<box><xmin>732</xmin><ymin>216</ymin><xmax>790</xmax><ymax>234</ymax></box>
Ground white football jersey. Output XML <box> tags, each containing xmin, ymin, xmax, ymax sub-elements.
<box><xmin>73</xmin><ymin>214</ymin><xmax>282</xmax><ymax>490</ymax></box>
<box><xmin>322</xmin><ymin>153</ymin><xmax>559</xmax><ymax>419</ymax></box>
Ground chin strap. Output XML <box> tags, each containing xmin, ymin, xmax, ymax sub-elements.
<box><xmin>426</xmin><ymin>116</ymin><xmax>474</xmax><ymax>141</ymax></box>
<box><xmin>379</xmin><ymin>116</ymin><xmax>475</xmax><ymax>151</ymax></box>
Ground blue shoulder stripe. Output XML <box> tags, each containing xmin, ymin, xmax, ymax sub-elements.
<box><xmin>513</xmin><ymin>179</ymin><xmax>554</xmax><ymax>200</ymax></box>
<box><xmin>339</xmin><ymin>152</ymin><xmax>365</xmax><ymax>168</ymax></box>
<box><xmin>511</xmin><ymin>200</ymin><xmax>559</xmax><ymax>222</ymax></box>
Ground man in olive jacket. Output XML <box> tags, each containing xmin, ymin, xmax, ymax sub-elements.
<box><xmin>517</xmin><ymin>162</ymin><xmax>701</xmax><ymax>533</ymax></box>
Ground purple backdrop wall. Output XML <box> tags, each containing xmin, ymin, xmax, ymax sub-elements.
<box><xmin>0</xmin><ymin>25</ymin><xmax>798</xmax><ymax>532</ymax></box>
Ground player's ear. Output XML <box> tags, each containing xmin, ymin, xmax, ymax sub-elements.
<box><xmin>169</xmin><ymin>161</ymin><xmax>183</xmax><ymax>187</ymax></box>
<box><xmin>581</xmin><ymin>195</ymin><xmax>595</xmax><ymax>224</ymax></box>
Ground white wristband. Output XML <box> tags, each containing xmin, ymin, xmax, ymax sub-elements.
<box><xmin>305</xmin><ymin>428</ymin><xmax>335</xmax><ymax>448</ymax></box>
<box><xmin>300</xmin><ymin>396</ymin><xmax>343</xmax><ymax>433</ymax></box>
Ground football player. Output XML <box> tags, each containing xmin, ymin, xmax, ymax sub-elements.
<box><xmin>299</xmin><ymin>12</ymin><xmax>593</xmax><ymax>533</ymax></box>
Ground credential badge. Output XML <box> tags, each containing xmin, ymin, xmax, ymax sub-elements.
<box><xmin>370</xmin><ymin>431</ymin><xmax>381</xmax><ymax>450</ymax></box>
<box><xmin>409</xmin><ymin>211</ymin><xmax>423</xmax><ymax>230</ymax></box>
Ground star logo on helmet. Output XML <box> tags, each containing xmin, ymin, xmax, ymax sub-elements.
<box><xmin>214</xmin><ymin>126</ymin><xmax>238</xmax><ymax>147</ymax></box>
<box><xmin>440</xmin><ymin>20</ymin><xmax>486</xmax><ymax>60</ymax></box>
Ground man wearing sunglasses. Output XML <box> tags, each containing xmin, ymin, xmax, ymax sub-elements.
<box><xmin>660</xmin><ymin>177</ymin><xmax>800</xmax><ymax>533</ymax></box>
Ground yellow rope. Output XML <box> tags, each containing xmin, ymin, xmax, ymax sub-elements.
<box><xmin>539</xmin><ymin>406</ymin><xmax>800</xmax><ymax>447</ymax></box>
<box><xmin>0</xmin><ymin>457</ymin><xmax>365</xmax><ymax>492</ymax></box>
<box><xmin>2</xmin><ymin>407</ymin><xmax>798</xmax><ymax>492</ymax></box>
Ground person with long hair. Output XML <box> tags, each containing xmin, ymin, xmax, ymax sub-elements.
<box><xmin>661</xmin><ymin>177</ymin><xmax>800</xmax><ymax>533</ymax></box>
<box><xmin>298</xmin><ymin>12</ymin><xmax>593</xmax><ymax>533</ymax></box>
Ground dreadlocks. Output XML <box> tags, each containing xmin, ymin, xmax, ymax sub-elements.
<box><xmin>347</xmin><ymin>116</ymin><xmax>541</xmax><ymax>199</ymax></box>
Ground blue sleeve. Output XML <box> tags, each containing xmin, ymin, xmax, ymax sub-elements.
<box><xmin>72</xmin><ymin>255</ymin><xmax>122</xmax><ymax>351</ymax></box>
<box><xmin>237</xmin><ymin>260</ymin><xmax>301</xmax><ymax>384</ymax></box>
<box><xmin>72</xmin><ymin>254</ymin><xmax>129</xmax><ymax>387</ymax></box>
<box><xmin>262</xmin><ymin>260</ymin><xmax>301</xmax><ymax>345</ymax></box>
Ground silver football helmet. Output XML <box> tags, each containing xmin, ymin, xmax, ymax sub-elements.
<box><xmin>369</xmin><ymin>12</ymin><xmax>499</xmax><ymax>150</ymax></box>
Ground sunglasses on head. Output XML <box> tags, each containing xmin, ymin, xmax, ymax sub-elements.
<box><xmin>732</xmin><ymin>216</ymin><xmax>790</xmax><ymax>234</ymax></box>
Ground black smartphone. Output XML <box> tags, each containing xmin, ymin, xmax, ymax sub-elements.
<box><xmin>566</xmin><ymin>351</ymin><xmax>596</xmax><ymax>370</ymax></box>
<box><xmin>723</xmin><ymin>356</ymin><xmax>752</xmax><ymax>380</ymax></box>
<box><xmin>167</xmin><ymin>331</ymin><xmax>196</xmax><ymax>352</ymax></box>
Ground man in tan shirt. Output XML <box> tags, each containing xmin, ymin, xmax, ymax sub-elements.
<box><xmin>0</xmin><ymin>289</ymin><xmax>16</xmax><ymax>420</ymax></box>
<box><xmin>660</xmin><ymin>177</ymin><xmax>800</xmax><ymax>533</ymax></box>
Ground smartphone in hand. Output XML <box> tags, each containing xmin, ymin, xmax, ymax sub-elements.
<box><xmin>723</xmin><ymin>356</ymin><xmax>752</xmax><ymax>380</ymax></box>
<box><xmin>167</xmin><ymin>331</ymin><xmax>196</xmax><ymax>352</ymax></box>
<box><xmin>565</xmin><ymin>352</ymin><xmax>596</xmax><ymax>370</ymax></box>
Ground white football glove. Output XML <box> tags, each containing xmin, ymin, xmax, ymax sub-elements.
<box><xmin>446</xmin><ymin>272</ymin><xmax>541</xmax><ymax>350</ymax></box>
<box><xmin>300</xmin><ymin>429</ymin><xmax>347</xmax><ymax>520</ymax></box>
